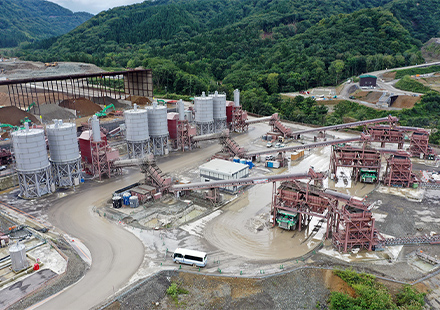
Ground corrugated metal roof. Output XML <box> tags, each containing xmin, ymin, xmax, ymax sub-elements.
<box><xmin>359</xmin><ymin>74</ymin><xmax>377</xmax><ymax>79</ymax></box>
<box><xmin>199</xmin><ymin>158</ymin><xmax>248</xmax><ymax>175</ymax></box>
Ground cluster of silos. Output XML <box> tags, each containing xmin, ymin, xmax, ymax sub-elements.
<box><xmin>124</xmin><ymin>104</ymin><xmax>150</xmax><ymax>159</ymax></box>
<box><xmin>46</xmin><ymin>120</ymin><xmax>82</xmax><ymax>187</ymax></box>
<box><xmin>194</xmin><ymin>92</ymin><xmax>214</xmax><ymax>135</ymax></box>
<box><xmin>213</xmin><ymin>91</ymin><xmax>227</xmax><ymax>131</ymax></box>
<box><xmin>147</xmin><ymin>101</ymin><xmax>169</xmax><ymax>155</ymax></box>
<box><xmin>12</xmin><ymin>123</ymin><xmax>54</xmax><ymax>198</ymax></box>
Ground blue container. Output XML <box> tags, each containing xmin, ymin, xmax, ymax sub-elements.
<box><xmin>246</xmin><ymin>160</ymin><xmax>253</xmax><ymax>169</ymax></box>
<box><xmin>240</xmin><ymin>159</ymin><xmax>246</xmax><ymax>164</ymax></box>
<box><xmin>122</xmin><ymin>192</ymin><xmax>131</xmax><ymax>205</ymax></box>
<box><xmin>267</xmin><ymin>162</ymin><xmax>274</xmax><ymax>168</ymax></box>
<box><xmin>233</xmin><ymin>158</ymin><xmax>240</xmax><ymax>163</ymax></box>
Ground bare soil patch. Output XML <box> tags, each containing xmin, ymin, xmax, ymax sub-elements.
<box><xmin>126</xmin><ymin>95</ymin><xmax>152</xmax><ymax>105</ymax></box>
<box><xmin>0</xmin><ymin>106</ymin><xmax>39</xmax><ymax>126</ymax></box>
<box><xmin>353</xmin><ymin>90</ymin><xmax>382</xmax><ymax>103</ymax></box>
<box><xmin>382</xmin><ymin>71</ymin><xmax>397</xmax><ymax>81</ymax></box>
<box><xmin>59</xmin><ymin>97</ymin><xmax>102</xmax><ymax>117</ymax></box>
<box><xmin>390</xmin><ymin>95</ymin><xmax>420</xmax><ymax>109</ymax></box>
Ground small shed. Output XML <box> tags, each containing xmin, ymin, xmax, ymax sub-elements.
<box><xmin>199</xmin><ymin>158</ymin><xmax>249</xmax><ymax>193</ymax></box>
<box><xmin>359</xmin><ymin>74</ymin><xmax>377</xmax><ymax>87</ymax></box>
<box><xmin>130</xmin><ymin>184</ymin><xmax>157</xmax><ymax>202</ymax></box>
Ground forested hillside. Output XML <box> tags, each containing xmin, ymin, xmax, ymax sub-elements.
<box><xmin>11</xmin><ymin>0</ymin><xmax>440</xmax><ymax>115</ymax></box>
<box><xmin>0</xmin><ymin>0</ymin><xmax>92</xmax><ymax>48</ymax></box>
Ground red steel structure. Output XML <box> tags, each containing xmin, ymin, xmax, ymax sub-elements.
<box><xmin>382</xmin><ymin>151</ymin><xmax>418</xmax><ymax>187</ymax></box>
<box><xmin>271</xmin><ymin>180</ymin><xmax>381</xmax><ymax>252</ymax></box>
<box><xmin>409</xmin><ymin>129</ymin><xmax>436</xmax><ymax>159</ymax></box>
<box><xmin>175</xmin><ymin>119</ymin><xmax>196</xmax><ymax>152</ymax></box>
<box><xmin>329</xmin><ymin>145</ymin><xmax>381</xmax><ymax>182</ymax></box>
<box><xmin>269</xmin><ymin>113</ymin><xmax>293</xmax><ymax>138</ymax></box>
<box><xmin>230</xmin><ymin>106</ymin><xmax>248</xmax><ymax>132</ymax></box>
<box><xmin>366</xmin><ymin>124</ymin><xmax>405</xmax><ymax>148</ymax></box>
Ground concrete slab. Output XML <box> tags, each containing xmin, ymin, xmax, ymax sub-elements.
<box><xmin>0</xmin><ymin>269</ymin><xmax>57</xmax><ymax>309</ymax></box>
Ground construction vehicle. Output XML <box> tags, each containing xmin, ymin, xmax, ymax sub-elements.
<box><xmin>95</xmin><ymin>104</ymin><xmax>115</xmax><ymax>118</ymax></box>
<box><xmin>359</xmin><ymin>169</ymin><xmax>378</xmax><ymax>183</ymax></box>
<box><xmin>275</xmin><ymin>209</ymin><xmax>298</xmax><ymax>230</ymax></box>
<box><xmin>26</xmin><ymin>102</ymin><xmax>36</xmax><ymax>112</ymax></box>
<box><xmin>157</xmin><ymin>99</ymin><xmax>167</xmax><ymax>105</ymax></box>
<box><xmin>20</xmin><ymin>117</ymin><xmax>31</xmax><ymax>125</ymax></box>
<box><xmin>0</xmin><ymin>124</ymin><xmax>18</xmax><ymax>131</ymax></box>
<box><xmin>44</xmin><ymin>62</ymin><xmax>58</xmax><ymax>67</ymax></box>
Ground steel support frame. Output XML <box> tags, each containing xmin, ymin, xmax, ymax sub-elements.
<box><xmin>91</xmin><ymin>141</ymin><xmax>121</xmax><ymax>180</ymax></box>
<box><xmin>367</xmin><ymin>125</ymin><xmax>405</xmax><ymax>148</ymax></box>
<box><xmin>271</xmin><ymin>180</ymin><xmax>379</xmax><ymax>252</ymax></box>
<box><xmin>127</xmin><ymin>140</ymin><xmax>150</xmax><ymax>159</ymax></box>
<box><xmin>50</xmin><ymin>157</ymin><xmax>82</xmax><ymax>188</ymax></box>
<box><xmin>329</xmin><ymin>145</ymin><xmax>381</xmax><ymax>182</ymax></box>
<box><xmin>219</xmin><ymin>136</ymin><xmax>245</xmax><ymax>158</ymax></box>
<box><xmin>230</xmin><ymin>106</ymin><xmax>248</xmax><ymax>133</ymax></box>
<box><xmin>214</xmin><ymin>118</ymin><xmax>227</xmax><ymax>132</ymax></box>
<box><xmin>150</xmin><ymin>135</ymin><xmax>169</xmax><ymax>156</ymax></box>
<box><xmin>269</xmin><ymin>118</ymin><xmax>292</xmax><ymax>138</ymax></box>
<box><xmin>409</xmin><ymin>130</ymin><xmax>435</xmax><ymax>159</ymax></box>
<box><xmin>177</xmin><ymin>120</ymin><xmax>193</xmax><ymax>152</ymax></box>
<box><xmin>196</xmin><ymin>121</ymin><xmax>214</xmax><ymax>136</ymax></box>
<box><xmin>383</xmin><ymin>154</ymin><xmax>417</xmax><ymax>187</ymax></box>
<box><xmin>17</xmin><ymin>166</ymin><xmax>53</xmax><ymax>199</ymax></box>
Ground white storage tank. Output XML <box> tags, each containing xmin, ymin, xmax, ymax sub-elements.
<box><xmin>178</xmin><ymin>99</ymin><xmax>185</xmax><ymax>121</ymax></box>
<box><xmin>46</xmin><ymin>120</ymin><xmax>79</xmax><ymax>163</ymax></box>
<box><xmin>9</xmin><ymin>243</ymin><xmax>29</xmax><ymax>272</ymax></box>
<box><xmin>12</xmin><ymin>127</ymin><xmax>49</xmax><ymax>171</ymax></box>
<box><xmin>234</xmin><ymin>89</ymin><xmax>240</xmax><ymax>107</ymax></box>
<box><xmin>213</xmin><ymin>91</ymin><xmax>226</xmax><ymax>120</ymax></box>
<box><xmin>147</xmin><ymin>105</ymin><xmax>168</xmax><ymax>137</ymax></box>
<box><xmin>91</xmin><ymin>115</ymin><xmax>101</xmax><ymax>142</ymax></box>
<box><xmin>194</xmin><ymin>95</ymin><xmax>213</xmax><ymax>123</ymax></box>
<box><xmin>125</xmin><ymin>105</ymin><xmax>149</xmax><ymax>141</ymax></box>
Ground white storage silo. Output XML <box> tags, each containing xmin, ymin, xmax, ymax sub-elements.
<box><xmin>212</xmin><ymin>91</ymin><xmax>227</xmax><ymax>132</ymax></box>
<box><xmin>147</xmin><ymin>104</ymin><xmax>169</xmax><ymax>155</ymax></box>
<box><xmin>124</xmin><ymin>104</ymin><xmax>150</xmax><ymax>158</ymax></box>
<box><xmin>12</xmin><ymin>124</ymin><xmax>53</xmax><ymax>198</ymax></box>
<box><xmin>47</xmin><ymin>120</ymin><xmax>82</xmax><ymax>188</ymax></box>
<box><xmin>234</xmin><ymin>89</ymin><xmax>240</xmax><ymax>107</ymax></box>
<box><xmin>194</xmin><ymin>93</ymin><xmax>214</xmax><ymax>135</ymax></box>
<box><xmin>178</xmin><ymin>99</ymin><xmax>185</xmax><ymax>121</ymax></box>
<box><xmin>9</xmin><ymin>242</ymin><xmax>29</xmax><ymax>272</ymax></box>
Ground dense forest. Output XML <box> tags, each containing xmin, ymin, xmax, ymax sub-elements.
<box><xmin>0</xmin><ymin>0</ymin><xmax>92</xmax><ymax>48</ymax></box>
<box><xmin>5</xmin><ymin>0</ymin><xmax>440</xmax><ymax>138</ymax></box>
<box><xmin>12</xmin><ymin>0</ymin><xmax>436</xmax><ymax>111</ymax></box>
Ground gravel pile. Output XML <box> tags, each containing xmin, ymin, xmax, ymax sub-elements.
<box><xmin>0</xmin><ymin>106</ymin><xmax>39</xmax><ymax>126</ymax></box>
<box><xmin>37</xmin><ymin>104</ymin><xmax>76</xmax><ymax>123</ymax></box>
<box><xmin>91</xmin><ymin>97</ymin><xmax>131</xmax><ymax>110</ymax></box>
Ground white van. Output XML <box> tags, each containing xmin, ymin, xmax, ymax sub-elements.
<box><xmin>173</xmin><ymin>248</ymin><xmax>208</xmax><ymax>267</ymax></box>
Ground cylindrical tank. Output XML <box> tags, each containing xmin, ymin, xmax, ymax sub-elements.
<box><xmin>185</xmin><ymin>110</ymin><xmax>193</xmax><ymax>122</ymax></box>
<box><xmin>234</xmin><ymin>89</ymin><xmax>240</xmax><ymax>107</ymax></box>
<box><xmin>178</xmin><ymin>99</ymin><xmax>185</xmax><ymax>121</ymax></box>
<box><xmin>123</xmin><ymin>192</ymin><xmax>131</xmax><ymax>205</ymax></box>
<box><xmin>12</xmin><ymin>127</ymin><xmax>50</xmax><ymax>171</ymax></box>
<box><xmin>129</xmin><ymin>195</ymin><xmax>139</xmax><ymax>208</ymax></box>
<box><xmin>194</xmin><ymin>95</ymin><xmax>213</xmax><ymax>123</ymax></box>
<box><xmin>9</xmin><ymin>243</ymin><xmax>28</xmax><ymax>272</ymax></box>
<box><xmin>112</xmin><ymin>196</ymin><xmax>122</xmax><ymax>208</ymax></box>
<box><xmin>147</xmin><ymin>106</ymin><xmax>168</xmax><ymax>137</ymax></box>
<box><xmin>91</xmin><ymin>115</ymin><xmax>101</xmax><ymax>142</ymax></box>
<box><xmin>124</xmin><ymin>106</ymin><xmax>149</xmax><ymax>141</ymax></box>
<box><xmin>46</xmin><ymin>120</ymin><xmax>80</xmax><ymax>162</ymax></box>
<box><xmin>213</xmin><ymin>91</ymin><xmax>226</xmax><ymax>120</ymax></box>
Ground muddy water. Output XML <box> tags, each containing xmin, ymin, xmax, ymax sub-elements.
<box><xmin>204</xmin><ymin>183</ymin><xmax>319</xmax><ymax>260</ymax></box>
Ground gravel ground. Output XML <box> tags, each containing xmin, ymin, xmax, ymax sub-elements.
<box><xmin>7</xmin><ymin>239</ymin><xmax>88</xmax><ymax>310</ymax></box>
<box><xmin>37</xmin><ymin>103</ymin><xmax>76</xmax><ymax>123</ymax></box>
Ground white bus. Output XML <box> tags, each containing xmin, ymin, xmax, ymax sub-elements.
<box><xmin>172</xmin><ymin>248</ymin><xmax>208</xmax><ymax>267</ymax></box>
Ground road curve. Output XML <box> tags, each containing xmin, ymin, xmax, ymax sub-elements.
<box><xmin>37</xmin><ymin>174</ymin><xmax>144</xmax><ymax>310</ymax></box>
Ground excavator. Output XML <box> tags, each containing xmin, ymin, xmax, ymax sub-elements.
<box><xmin>95</xmin><ymin>104</ymin><xmax>116</xmax><ymax>118</ymax></box>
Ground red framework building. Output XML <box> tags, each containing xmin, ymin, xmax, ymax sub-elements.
<box><xmin>229</xmin><ymin>106</ymin><xmax>248</xmax><ymax>132</ymax></box>
<box><xmin>409</xmin><ymin>129</ymin><xmax>436</xmax><ymax>159</ymax></box>
<box><xmin>269</xmin><ymin>113</ymin><xmax>292</xmax><ymax>138</ymax></box>
<box><xmin>271</xmin><ymin>181</ymin><xmax>381</xmax><ymax>252</ymax></box>
<box><xmin>366</xmin><ymin>124</ymin><xmax>405</xmax><ymax>148</ymax></box>
<box><xmin>383</xmin><ymin>152</ymin><xmax>418</xmax><ymax>187</ymax></box>
<box><xmin>329</xmin><ymin>145</ymin><xmax>381</xmax><ymax>182</ymax></box>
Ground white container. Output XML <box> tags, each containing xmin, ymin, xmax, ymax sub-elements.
<box><xmin>124</xmin><ymin>107</ymin><xmax>149</xmax><ymax>141</ymax></box>
<box><xmin>194</xmin><ymin>95</ymin><xmax>213</xmax><ymax>123</ymax></box>
<box><xmin>12</xmin><ymin>128</ymin><xmax>50</xmax><ymax>171</ymax></box>
<box><xmin>147</xmin><ymin>106</ymin><xmax>168</xmax><ymax>137</ymax></box>
<box><xmin>9</xmin><ymin>243</ymin><xmax>28</xmax><ymax>272</ymax></box>
<box><xmin>213</xmin><ymin>91</ymin><xmax>226</xmax><ymax>121</ymax></box>
<box><xmin>46</xmin><ymin>120</ymin><xmax>79</xmax><ymax>163</ymax></box>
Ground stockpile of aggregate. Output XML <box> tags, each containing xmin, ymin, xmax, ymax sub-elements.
<box><xmin>59</xmin><ymin>97</ymin><xmax>102</xmax><ymax>117</ymax></box>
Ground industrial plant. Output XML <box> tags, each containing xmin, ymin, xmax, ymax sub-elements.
<box><xmin>0</xmin><ymin>68</ymin><xmax>440</xmax><ymax>308</ymax></box>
